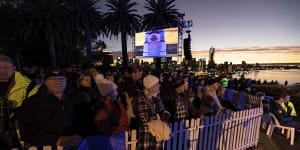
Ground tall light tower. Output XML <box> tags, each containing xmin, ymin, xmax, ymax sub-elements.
<box><xmin>183</xmin><ymin>30</ymin><xmax>192</xmax><ymax>60</ymax></box>
<box><xmin>178</xmin><ymin>13</ymin><xmax>193</xmax><ymax>63</ymax></box>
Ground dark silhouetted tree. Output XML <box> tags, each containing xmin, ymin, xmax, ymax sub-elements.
<box><xmin>20</xmin><ymin>0</ymin><xmax>65</xmax><ymax>67</ymax></box>
<box><xmin>64</xmin><ymin>0</ymin><xmax>104</xmax><ymax>67</ymax></box>
<box><xmin>143</xmin><ymin>0</ymin><xmax>182</xmax><ymax>69</ymax></box>
<box><xmin>104</xmin><ymin>0</ymin><xmax>141</xmax><ymax>68</ymax></box>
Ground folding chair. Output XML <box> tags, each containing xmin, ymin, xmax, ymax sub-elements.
<box><xmin>266</xmin><ymin>113</ymin><xmax>295</xmax><ymax>145</ymax></box>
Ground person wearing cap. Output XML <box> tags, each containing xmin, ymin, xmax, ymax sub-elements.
<box><xmin>270</xmin><ymin>96</ymin><xmax>300</xmax><ymax>130</ymax></box>
<box><xmin>0</xmin><ymin>54</ymin><xmax>39</xmax><ymax>150</ymax></box>
<box><xmin>165</xmin><ymin>77</ymin><xmax>203</xmax><ymax>122</ymax></box>
<box><xmin>281</xmin><ymin>94</ymin><xmax>297</xmax><ymax>118</ymax></box>
<box><xmin>270</xmin><ymin>96</ymin><xmax>289</xmax><ymax>122</ymax></box>
<box><xmin>201</xmin><ymin>77</ymin><xmax>224</xmax><ymax>115</ymax></box>
<box><xmin>19</xmin><ymin>67</ymin><xmax>93</xmax><ymax>149</ymax></box>
<box><xmin>93</xmin><ymin>78</ymin><xmax>129</xmax><ymax>135</ymax></box>
<box><xmin>133</xmin><ymin>75</ymin><xmax>170</xmax><ymax>150</ymax></box>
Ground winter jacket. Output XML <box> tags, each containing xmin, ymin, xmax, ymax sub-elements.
<box><xmin>7</xmin><ymin>72</ymin><xmax>39</xmax><ymax>108</ymax></box>
<box><xmin>19</xmin><ymin>85</ymin><xmax>93</xmax><ymax>147</ymax></box>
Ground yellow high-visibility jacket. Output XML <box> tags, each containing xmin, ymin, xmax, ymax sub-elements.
<box><xmin>281</xmin><ymin>101</ymin><xmax>297</xmax><ymax>117</ymax></box>
<box><xmin>7</xmin><ymin>71</ymin><xmax>39</xmax><ymax>108</ymax></box>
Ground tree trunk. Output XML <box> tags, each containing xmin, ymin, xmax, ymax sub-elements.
<box><xmin>46</xmin><ymin>31</ymin><xmax>57</xmax><ymax>67</ymax></box>
<box><xmin>85</xmin><ymin>22</ymin><xmax>93</xmax><ymax>68</ymax></box>
<box><xmin>121</xmin><ymin>31</ymin><xmax>128</xmax><ymax>68</ymax></box>
<box><xmin>155</xmin><ymin>57</ymin><xmax>161</xmax><ymax>69</ymax></box>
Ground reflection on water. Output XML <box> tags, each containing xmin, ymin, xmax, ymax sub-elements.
<box><xmin>234</xmin><ymin>69</ymin><xmax>300</xmax><ymax>85</ymax></box>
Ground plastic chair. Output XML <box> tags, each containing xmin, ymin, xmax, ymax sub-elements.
<box><xmin>266</xmin><ymin>113</ymin><xmax>295</xmax><ymax>145</ymax></box>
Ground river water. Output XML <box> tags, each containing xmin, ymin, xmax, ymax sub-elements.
<box><xmin>233</xmin><ymin>69</ymin><xmax>300</xmax><ymax>85</ymax></box>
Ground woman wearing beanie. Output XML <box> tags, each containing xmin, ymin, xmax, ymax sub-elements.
<box><xmin>201</xmin><ymin>77</ymin><xmax>224</xmax><ymax>115</ymax></box>
<box><xmin>93</xmin><ymin>79</ymin><xmax>129</xmax><ymax>136</ymax></box>
<box><xmin>132</xmin><ymin>75</ymin><xmax>170</xmax><ymax>150</ymax></box>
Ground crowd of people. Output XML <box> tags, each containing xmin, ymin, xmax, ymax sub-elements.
<box><xmin>0</xmin><ymin>54</ymin><xmax>299</xmax><ymax>150</ymax></box>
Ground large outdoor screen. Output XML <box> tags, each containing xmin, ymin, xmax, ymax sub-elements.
<box><xmin>134</xmin><ymin>27</ymin><xmax>178</xmax><ymax>58</ymax></box>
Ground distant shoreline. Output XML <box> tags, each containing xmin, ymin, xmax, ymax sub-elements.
<box><xmin>237</xmin><ymin>69</ymin><xmax>300</xmax><ymax>86</ymax></box>
<box><xmin>252</xmin><ymin>84</ymin><xmax>300</xmax><ymax>98</ymax></box>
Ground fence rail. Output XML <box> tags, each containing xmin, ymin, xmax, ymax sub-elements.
<box><xmin>30</xmin><ymin>90</ymin><xmax>263</xmax><ymax>150</ymax></box>
<box><xmin>126</xmin><ymin>107</ymin><xmax>263</xmax><ymax>150</ymax></box>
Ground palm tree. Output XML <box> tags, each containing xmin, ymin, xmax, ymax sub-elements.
<box><xmin>104</xmin><ymin>0</ymin><xmax>141</xmax><ymax>68</ymax></box>
<box><xmin>64</xmin><ymin>0</ymin><xmax>104</xmax><ymax>67</ymax></box>
<box><xmin>20</xmin><ymin>0</ymin><xmax>64</xmax><ymax>67</ymax></box>
<box><xmin>143</xmin><ymin>0</ymin><xmax>182</xmax><ymax>69</ymax></box>
<box><xmin>0</xmin><ymin>1</ymin><xmax>20</xmax><ymax>53</ymax></box>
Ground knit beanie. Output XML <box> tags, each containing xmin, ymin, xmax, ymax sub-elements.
<box><xmin>143</xmin><ymin>75</ymin><xmax>159</xmax><ymax>89</ymax></box>
<box><xmin>98</xmin><ymin>81</ymin><xmax>118</xmax><ymax>96</ymax></box>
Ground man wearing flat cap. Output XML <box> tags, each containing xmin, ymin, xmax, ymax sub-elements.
<box><xmin>19</xmin><ymin>67</ymin><xmax>93</xmax><ymax>149</ymax></box>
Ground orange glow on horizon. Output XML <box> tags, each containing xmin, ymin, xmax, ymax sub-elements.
<box><xmin>191</xmin><ymin>46</ymin><xmax>300</xmax><ymax>64</ymax></box>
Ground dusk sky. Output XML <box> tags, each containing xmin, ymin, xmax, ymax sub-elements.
<box><xmin>101</xmin><ymin>0</ymin><xmax>300</xmax><ymax>64</ymax></box>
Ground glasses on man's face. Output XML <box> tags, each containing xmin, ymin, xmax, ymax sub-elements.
<box><xmin>47</xmin><ymin>77</ymin><xmax>66</xmax><ymax>81</ymax></box>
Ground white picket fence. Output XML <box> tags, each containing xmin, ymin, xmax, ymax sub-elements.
<box><xmin>126</xmin><ymin>107</ymin><xmax>263</xmax><ymax>150</ymax></box>
<box><xmin>32</xmin><ymin>91</ymin><xmax>263</xmax><ymax>150</ymax></box>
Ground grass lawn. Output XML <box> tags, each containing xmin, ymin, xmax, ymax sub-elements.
<box><xmin>257</xmin><ymin>130</ymin><xmax>279</xmax><ymax>150</ymax></box>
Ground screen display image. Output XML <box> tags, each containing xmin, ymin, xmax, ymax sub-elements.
<box><xmin>134</xmin><ymin>27</ymin><xmax>178</xmax><ymax>58</ymax></box>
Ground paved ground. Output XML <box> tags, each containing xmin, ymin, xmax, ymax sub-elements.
<box><xmin>271</xmin><ymin>129</ymin><xmax>300</xmax><ymax>150</ymax></box>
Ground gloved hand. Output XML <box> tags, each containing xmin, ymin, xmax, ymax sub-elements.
<box><xmin>160</xmin><ymin>112</ymin><xmax>170</xmax><ymax>123</ymax></box>
<box><xmin>56</xmin><ymin>135</ymin><xmax>82</xmax><ymax>149</ymax></box>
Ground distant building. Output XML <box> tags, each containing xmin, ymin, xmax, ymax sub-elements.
<box><xmin>228</xmin><ymin>62</ymin><xmax>233</xmax><ymax>73</ymax></box>
<box><xmin>199</xmin><ymin>58</ymin><xmax>206</xmax><ymax>72</ymax></box>
<box><xmin>209</xmin><ymin>47</ymin><xmax>215</xmax><ymax>62</ymax></box>
<box><xmin>93</xmin><ymin>50</ymin><xmax>113</xmax><ymax>66</ymax></box>
<box><xmin>208</xmin><ymin>46</ymin><xmax>216</xmax><ymax>72</ymax></box>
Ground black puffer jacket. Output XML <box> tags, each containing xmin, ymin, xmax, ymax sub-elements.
<box><xmin>19</xmin><ymin>85</ymin><xmax>94</xmax><ymax>147</ymax></box>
